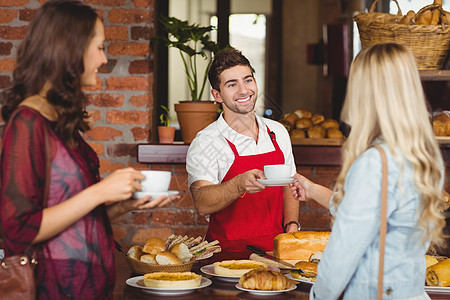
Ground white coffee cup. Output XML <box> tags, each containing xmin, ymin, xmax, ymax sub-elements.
<box><xmin>264</xmin><ymin>164</ymin><xmax>292</xmax><ymax>180</ymax></box>
<box><xmin>140</xmin><ymin>170</ymin><xmax>171</xmax><ymax>192</ymax></box>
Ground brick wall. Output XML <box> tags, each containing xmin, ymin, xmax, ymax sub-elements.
<box><xmin>0</xmin><ymin>0</ymin><xmax>336</xmax><ymax>249</ymax></box>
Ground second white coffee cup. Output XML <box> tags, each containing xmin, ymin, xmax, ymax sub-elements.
<box><xmin>140</xmin><ymin>170</ymin><xmax>171</xmax><ymax>192</ymax></box>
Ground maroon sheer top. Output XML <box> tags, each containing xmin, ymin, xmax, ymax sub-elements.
<box><xmin>0</xmin><ymin>107</ymin><xmax>115</xmax><ymax>299</ymax></box>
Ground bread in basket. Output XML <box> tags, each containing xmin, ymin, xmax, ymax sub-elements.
<box><xmin>124</xmin><ymin>254</ymin><xmax>195</xmax><ymax>275</ymax></box>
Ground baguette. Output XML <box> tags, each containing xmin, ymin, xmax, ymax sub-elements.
<box><xmin>273</xmin><ymin>231</ymin><xmax>330</xmax><ymax>260</ymax></box>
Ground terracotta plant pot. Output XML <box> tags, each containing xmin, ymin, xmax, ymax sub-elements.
<box><xmin>158</xmin><ymin>126</ymin><xmax>175</xmax><ymax>144</ymax></box>
<box><xmin>174</xmin><ymin>101</ymin><xmax>220</xmax><ymax>144</ymax></box>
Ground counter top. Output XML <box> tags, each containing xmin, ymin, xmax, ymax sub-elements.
<box><xmin>114</xmin><ymin>250</ymin><xmax>450</xmax><ymax>299</ymax></box>
<box><xmin>137</xmin><ymin>143</ymin><xmax>450</xmax><ymax>166</ymax></box>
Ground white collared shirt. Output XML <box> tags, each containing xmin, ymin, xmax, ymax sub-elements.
<box><xmin>186</xmin><ymin>113</ymin><xmax>296</xmax><ymax>186</ymax></box>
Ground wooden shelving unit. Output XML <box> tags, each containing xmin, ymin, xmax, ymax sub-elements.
<box><xmin>419</xmin><ymin>70</ymin><xmax>450</xmax><ymax>81</ymax></box>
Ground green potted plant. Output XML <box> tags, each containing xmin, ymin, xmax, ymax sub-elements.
<box><xmin>151</xmin><ymin>16</ymin><xmax>223</xmax><ymax>143</ymax></box>
<box><xmin>157</xmin><ymin>105</ymin><xmax>175</xmax><ymax>144</ymax></box>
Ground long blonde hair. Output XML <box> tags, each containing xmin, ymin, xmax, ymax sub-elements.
<box><xmin>333</xmin><ymin>43</ymin><xmax>445</xmax><ymax>245</ymax></box>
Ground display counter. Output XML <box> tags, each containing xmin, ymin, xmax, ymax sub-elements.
<box><xmin>114</xmin><ymin>249</ymin><xmax>450</xmax><ymax>299</ymax></box>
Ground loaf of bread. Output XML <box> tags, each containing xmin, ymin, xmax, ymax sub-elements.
<box><xmin>295</xmin><ymin>108</ymin><xmax>312</xmax><ymax>119</ymax></box>
<box><xmin>320</xmin><ymin>119</ymin><xmax>339</xmax><ymax>129</ymax></box>
<box><xmin>171</xmin><ymin>242</ymin><xmax>193</xmax><ymax>263</ymax></box>
<box><xmin>307</xmin><ymin>125</ymin><xmax>326</xmax><ymax>138</ymax></box>
<box><xmin>327</xmin><ymin>128</ymin><xmax>343</xmax><ymax>139</ymax></box>
<box><xmin>127</xmin><ymin>245</ymin><xmax>143</xmax><ymax>260</ymax></box>
<box><xmin>291</xmin><ymin>129</ymin><xmax>306</xmax><ymax>139</ymax></box>
<box><xmin>273</xmin><ymin>231</ymin><xmax>331</xmax><ymax>260</ymax></box>
<box><xmin>433</xmin><ymin>120</ymin><xmax>447</xmax><ymax>136</ymax></box>
<box><xmin>239</xmin><ymin>267</ymin><xmax>293</xmax><ymax>290</ymax></box>
<box><xmin>311</xmin><ymin>114</ymin><xmax>325</xmax><ymax>125</ymax></box>
<box><xmin>140</xmin><ymin>254</ymin><xmax>157</xmax><ymax>264</ymax></box>
<box><xmin>142</xmin><ymin>237</ymin><xmax>165</xmax><ymax>255</ymax></box>
<box><xmin>295</xmin><ymin>118</ymin><xmax>313</xmax><ymax>129</ymax></box>
<box><xmin>283</xmin><ymin>113</ymin><xmax>299</xmax><ymax>126</ymax></box>
<box><xmin>426</xmin><ymin>258</ymin><xmax>450</xmax><ymax>287</ymax></box>
<box><xmin>432</xmin><ymin>112</ymin><xmax>449</xmax><ymax>136</ymax></box>
<box><xmin>155</xmin><ymin>251</ymin><xmax>182</xmax><ymax>265</ymax></box>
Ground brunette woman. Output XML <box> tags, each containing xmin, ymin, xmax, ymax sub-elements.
<box><xmin>0</xmin><ymin>1</ymin><xmax>178</xmax><ymax>298</ymax></box>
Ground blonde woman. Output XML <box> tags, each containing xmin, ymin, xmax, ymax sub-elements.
<box><xmin>290</xmin><ymin>43</ymin><xmax>445</xmax><ymax>299</ymax></box>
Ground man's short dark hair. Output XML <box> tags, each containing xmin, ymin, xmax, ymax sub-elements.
<box><xmin>208</xmin><ymin>48</ymin><xmax>253</xmax><ymax>91</ymax></box>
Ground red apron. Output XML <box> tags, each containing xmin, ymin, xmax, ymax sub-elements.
<box><xmin>205</xmin><ymin>126</ymin><xmax>285</xmax><ymax>252</ymax></box>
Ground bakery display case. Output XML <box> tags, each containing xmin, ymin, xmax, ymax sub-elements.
<box><xmin>421</xmin><ymin>69</ymin><xmax>450</xmax><ymax>145</ymax></box>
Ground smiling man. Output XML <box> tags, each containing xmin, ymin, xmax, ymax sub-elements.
<box><xmin>186</xmin><ymin>48</ymin><xmax>299</xmax><ymax>252</ymax></box>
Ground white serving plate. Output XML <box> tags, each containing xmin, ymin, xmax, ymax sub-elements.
<box><xmin>126</xmin><ymin>276</ymin><xmax>211</xmax><ymax>295</ymax></box>
<box><xmin>235</xmin><ymin>283</ymin><xmax>297</xmax><ymax>295</ymax></box>
<box><xmin>286</xmin><ymin>273</ymin><xmax>314</xmax><ymax>285</ymax></box>
<box><xmin>425</xmin><ymin>286</ymin><xmax>450</xmax><ymax>294</ymax></box>
<box><xmin>133</xmin><ymin>190</ymin><xmax>179</xmax><ymax>200</ymax></box>
<box><xmin>200</xmin><ymin>264</ymin><xmax>241</xmax><ymax>282</ymax></box>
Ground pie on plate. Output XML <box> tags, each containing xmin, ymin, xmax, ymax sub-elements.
<box><xmin>213</xmin><ymin>260</ymin><xmax>267</xmax><ymax>277</ymax></box>
<box><xmin>143</xmin><ymin>272</ymin><xmax>202</xmax><ymax>289</ymax></box>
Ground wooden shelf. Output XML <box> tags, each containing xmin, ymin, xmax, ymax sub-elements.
<box><xmin>137</xmin><ymin>143</ymin><xmax>342</xmax><ymax>165</ymax></box>
<box><xmin>419</xmin><ymin>70</ymin><xmax>450</xmax><ymax>81</ymax></box>
<box><xmin>291</xmin><ymin>137</ymin><xmax>344</xmax><ymax>146</ymax></box>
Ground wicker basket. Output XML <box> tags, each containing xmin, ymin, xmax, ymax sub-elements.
<box><xmin>354</xmin><ymin>0</ymin><xmax>450</xmax><ymax>70</ymax></box>
<box><xmin>124</xmin><ymin>254</ymin><xmax>195</xmax><ymax>275</ymax></box>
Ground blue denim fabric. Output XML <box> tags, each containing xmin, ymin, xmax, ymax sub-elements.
<box><xmin>310</xmin><ymin>144</ymin><xmax>442</xmax><ymax>300</ymax></box>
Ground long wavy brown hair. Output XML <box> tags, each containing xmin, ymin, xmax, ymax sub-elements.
<box><xmin>1</xmin><ymin>0</ymin><xmax>98</xmax><ymax>148</ymax></box>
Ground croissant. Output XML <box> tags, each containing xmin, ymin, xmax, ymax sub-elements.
<box><xmin>238</xmin><ymin>267</ymin><xmax>293</xmax><ymax>290</ymax></box>
<box><xmin>426</xmin><ymin>258</ymin><xmax>450</xmax><ymax>287</ymax></box>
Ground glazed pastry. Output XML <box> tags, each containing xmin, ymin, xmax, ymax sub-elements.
<box><xmin>239</xmin><ymin>267</ymin><xmax>293</xmax><ymax>290</ymax></box>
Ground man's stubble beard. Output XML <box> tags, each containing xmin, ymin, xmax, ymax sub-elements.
<box><xmin>222</xmin><ymin>94</ymin><xmax>257</xmax><ymax>115</ymax></box>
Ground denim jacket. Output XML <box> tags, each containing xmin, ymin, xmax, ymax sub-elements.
<box><xmin>310</xmin><ymin>144</ymin><xmax>442</xmax><ymax>300</ymax></box>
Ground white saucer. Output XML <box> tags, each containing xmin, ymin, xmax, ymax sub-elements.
<box><xmin>235</xmin><ymin>283</ymin><xmax>297</xmax><ymax>295</ymax></box>
<box><xmin>257</xmin><ymin>178</ymin><xmax>294</xmax><ymax>187</ymax></box>
<box><xmin>133</xmin><ymin>190</ymin><xmax>179</xmax><ymax>199</ymax></box>
<box><xmin>424</xmin><ymin>286</ymin><xmax>450</xmax><ymax>294</ymax></box>
<box><xmin>200</xmin><ymin>264</ymin><xmax>240</xmax><ymax>282</ymax></box>
<box><xmin>286</xmin><ymin>273</ymin><xmax>314</xmax><ymax>285</ymax></box>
